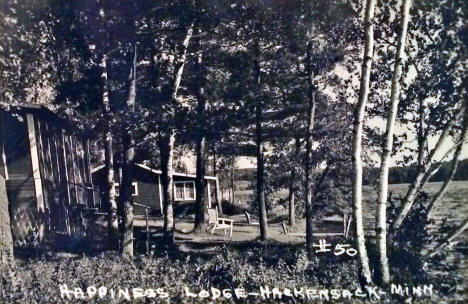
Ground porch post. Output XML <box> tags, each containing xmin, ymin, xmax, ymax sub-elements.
<box><xmin>207</xmin><ymin>181</ymin><xmax>211</xmax><ymax>208</ymax></box>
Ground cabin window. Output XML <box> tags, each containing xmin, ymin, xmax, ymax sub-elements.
<box><xmin>174</xmin><ymin>181</ymin><xmax>196</xmax><ymax>201</ymax></box>
<box><xmin>113</xmin><ymin>182</ymin><xmax>138</xmax><ymax>196</ymax></box>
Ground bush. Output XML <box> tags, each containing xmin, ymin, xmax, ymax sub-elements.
<box><xmin>220</xmin><ymin>199</ymin><xmax>244</xmax><ymax>215</ymax></box>
<box><xmin>378</xmin><ymin>192</ymin><xmax>466</xmax><ymax>302</ymax></box>
<box><xmin>2</xmin><ymin>243</ymin><xmax>363</xmax><ymax>304</ymax></box>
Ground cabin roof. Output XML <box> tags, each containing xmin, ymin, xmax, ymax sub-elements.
<box><xmin>91</xmin><ymin>163</ymin><xmax>218</xmax><ymax>180</ymax></box>
<box><xmin>0</xmin><ymin>102</ymin><xmax>91</xmax><ymax>137</ymax></box>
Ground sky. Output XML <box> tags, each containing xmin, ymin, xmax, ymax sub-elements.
<box><xmin>227</xmin><ymin>118</ymin><xmax>468</xmax><ymax>170</ymax></box>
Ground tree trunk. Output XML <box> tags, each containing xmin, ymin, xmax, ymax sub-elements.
<box><xmin>256</xmin><ymin>129</ymin><xmax>268</xmax><ymax>241</ymax></box>
<box><xmin>287</xmin><ymin>191</ymin><xmax>295</xmax><ymax>226</ymax></box>
<box><xmin>193</xmin><ymin>39</ymin><xmax>208</xmax><ymax>232</ymax></box>
<box><xmin>375</xmin><ymin>0</ymin><xmax>413</xmax><ymax>286</ymax></box>
<box><xmin>427</xmin><ymin>219</ymin><xmax>468</xmax><ymax>257</ymax></box>
<box><xmin>289</xmin><ymin>137</ymin><xmax>300</xmax><ymax>227</ymax></box>
<box><xmin>212</xmin><ymin>147</ymin><xmax>223</xmax><ymax>213</ymax></box>
<box><xmin>254</xmin><ymin>40</ymin><xmax>268</xmax><ymax>241</ymax></box>
<box><xmin>391</xmin><ymin>106</ymin><xmax>465</xmax><ymax>231</ymax></box>
<box><xmin>351</xmin><ymin>0</ymin><xmax>376</xmax><ymax>286</ymax></box>
<box><xmin>99</xmin><ymin>54</ymin><xmax>118</xmax><ymax>245</ymax></box>
<box><xmin>417</xmin><ymin>98</ymin><xmax>426</xmax><ymax>170</ymax></box>
<box><xmin>231</xmin><ymin>164</ymin><xmax>235</xmax><ymax>205</ymax></box>
<box><xmin>0</xmin><ymin>174</ymin><xmax>14</xmax><ymax>273</ymax></box>
<box><xmin>426</xmin><ymin>121</ymin><xmax>467</xmax><ymax>220</ymax></box>
<box><xmin>304</xmin><ymin>39</ymin><xmax>317</xmax><ymax>258</ymax></box>
<box><xmin>118</xmin><ymin>43</ymin><xmax>137</xmax><ymax>259</ymax></box>
<box><xmin>193</xmin><ymin>136</ymin><xmax>207</xmax><ymax>232</ymax></box>
<box><xmin>158</xmin><ymin>21</ymin><xmax>194</xmax><ymax>242</ymax></box>
<box><xmin>172</xmin><ymin>22</ymin><xmax>194</xmax><ymax>100</ymax></box>
<box><xmin>159</xmin><ymin>134</ymin><xmax>175</xmax><ymax>243</ymax></box>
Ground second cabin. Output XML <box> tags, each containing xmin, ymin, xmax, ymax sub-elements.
<box><xmin>91</xmin><ymin>163</ymin><xmax>218</xmax><ymax>217</ymax></box>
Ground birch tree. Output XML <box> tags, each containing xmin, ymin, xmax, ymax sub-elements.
<box><xmin>100</xmin><ymin>53</ymin><xmax>118</xmax><ymax>244</ymax></box>
<box><xmin>375</xmin><ymin>0</ymin><xmax>413</xmax><ymax>285</ymax></box>
<box><xmin>159</xmin><ymin>19</ymin><xmax>194</xmax><ymax>243</ymax></box>
<box><xmin>351</xmin><ymin>0</ymin><xmax>376</xmax><ymax>285</ymax></box>
<box><xmin>426</xmin><ymin>111</ymin><xmax>468</xmax><ymax>220</ymax></box>
<box><xmin>391</xmin><ymin>106</ymin><xmax>465</xmax><ymax>231</ymax></box>
<box><xmin>389</xmin><ymin>0</ymin><xmax>467</xmax><ymax>231</ymax></box>
<box><xmin>94</xmin><ymin>2</ymin><xmax>119</xmax><ymax>246</ymax></box>
<box><xmin>118</xmin><ymin>43</ymin><xmax>137</xmax><ymax>259</ymax></box>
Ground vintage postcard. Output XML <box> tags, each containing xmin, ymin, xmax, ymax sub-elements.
<box><xmin>0</xmin><ymin>0</ymin><xmax>466</xmax><ymax>303</ymax></box>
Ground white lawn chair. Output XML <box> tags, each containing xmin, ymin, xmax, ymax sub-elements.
<box><xmin>207</xmin><ymin>207</ymin><xmax>234</xmax><ymax>237</ymax></box>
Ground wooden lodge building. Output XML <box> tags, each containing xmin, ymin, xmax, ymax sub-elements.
<box><xmin>0</xmin><ymin>104</ymin><xmax>96</xmax><ymax>246</ymax></box>
<box><xmin>91</xmin><ymin>163</ymin><xmax>219</xmax><ymax>217</ymax></box>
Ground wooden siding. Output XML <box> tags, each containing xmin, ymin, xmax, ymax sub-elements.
<box><xmin>1</xmin><ymin>108</ymin><xmax>94</xmax><ymax>246</ymax></box>
<box><xmin>92</xmin><ymin>164</ymin><xmax>217</xmax><ymax>217</ymax></box>
<box><xmin>27</xmin><ymin>113</ymin><xmax>45</xmax><ymax>212</ymax></box>
<box><xmin>3</xmin><ymin>113</ymin><xmax>38</xmax><ymax>245</ymax></box>
<box><xmin>132</xmin><ymin>167</ymin><xmax>161</xmax><ymax>216</ymax></box>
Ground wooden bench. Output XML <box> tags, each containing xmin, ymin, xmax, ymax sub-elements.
<box><xmin>281</xmin><ymin>213</ymin><xmax>352</xmax><ymax>238</ymax></box>
<box><xmin>208</xmin><ymin>207</ymin><xmax>234</xmax><ymax>237</ymax></box>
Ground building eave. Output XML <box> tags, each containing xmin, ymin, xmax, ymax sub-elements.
<box><xmin>91</xmin><ymin>163</ymin><xmax>217</xmax><ymax>180</ymax></box>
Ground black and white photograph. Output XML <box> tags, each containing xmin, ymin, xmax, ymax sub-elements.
<box><xmin>0</xmin><ymin>0</ymin><xmax>467</xmax><ymax>303</ymax></box>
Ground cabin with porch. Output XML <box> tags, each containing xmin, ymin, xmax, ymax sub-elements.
<box><xmin>91</xmin><ymin>163</ymin><xmax>219</xmax><ymax>217</ymax></box>
<box><xmin>0</xmin><ymin>103</ymin><xmax>96</xmax><ymax>247</ymax></box>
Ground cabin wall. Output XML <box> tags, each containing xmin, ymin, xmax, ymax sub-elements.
<box><xmin>1</xmin><ymin>110</ymin><xmax>94</xmax><ymax>247</ymax></box>
<box><xmin>2</xmin><ymin>112</ymin><xmax>37</xmax><ymax>246</ymax></box>
<box><xmin>33</xmin><ymin>115</ymin><xmax>84</xmax><ymax>234</ymax></box>
<box><xmin>92</xmin><ymin>166</ymin><xmax>162</xmax><ymax>217</ymax></box>
<box><xmin>92</xmin><ymin>165</ymin><xmax>217</xmax><ymax>217</ymax></box>
<box><xmin>132</xmin><ymin>167</ymin><xmax>161</xmax><ymax>216</ymax></box>
<box><xmin>172</xmin><ymin>176</ymin><xmax>214</xmax><ymax>207</ymax></box>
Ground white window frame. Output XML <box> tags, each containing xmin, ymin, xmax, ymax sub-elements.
<box><xmin>132</xmin><ymin>182</ymin><xmax>138</xmax><ymax>196</ymax></box>
<box><xmin>174</xmin><ymin>181</ymin><xmax>196</xmax><ymax>201</ymax></box>
<box><xmin>114</xmin><ymin>182</ymin><xmax>138</xmax><ymax>196</ymax></box>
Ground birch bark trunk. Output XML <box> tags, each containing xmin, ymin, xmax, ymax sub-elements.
<box><xmin>100</xmin><ymin>55</ymin><xmax>118</xmax><ymax>245</ymax></box>
<box><xmin>428</xmin><ymin>219</ymin><xmax>468</xmax><ymax>257</ymax></box>
<box><xmin>375</xmin><ymin>0</ymin><xmax>413</xmax><ymax>285</ymax></box>
<box><xmin>426</xmin><ymin>119</ymin><xmax>467</xmax><ymax>220</ymax></box>
<box><xmin>160</xmin><ymin>134</ymin><xmax>175</xmax><ymax>242</ymax></box>
<box><xmin>351</xmin><ymin>0</ymin><xmax>376</xmax><ymax>285</ymax></box>
<box><xmin>96</xmin><ymin>1</ymin><xmax>118</xmax><ymax>247</ymax></box>
<box><xmin>160</xmin><ymin>22</ymin><xmax>194</xmax><ymax>243</ymax></box>
<box><xmin>391</xmin><ymin>106</ymin><xmax>465</xmax><ymax>231</ymax></box>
